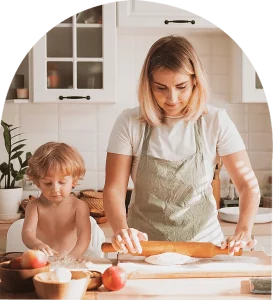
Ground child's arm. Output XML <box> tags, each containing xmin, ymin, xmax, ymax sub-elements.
<box><xmin>22</xmin><ymin>200</ymin><xmax>57</xmax><ymax>256</ymax></box>
<box><xmin>68</xmin><ymin>201</ymin><xmax>91</xmax><ymax>259</ymax></box>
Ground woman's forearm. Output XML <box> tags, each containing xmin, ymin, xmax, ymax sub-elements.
<box><xmin>103</xmin><ymin>187</ymin><xmax>128</xmax><ymax>235</ymax></box>
<box><xmin>236</xmin><ymin>184</ymin><xmax>261</xmax><ymax>234</ymax></box>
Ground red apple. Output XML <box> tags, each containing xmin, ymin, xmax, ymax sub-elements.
<box><xmin>9</xmin><ymin>257</ymin><xmax>22</xmax><ymax>269</ymax></box>
<box><xmin>21</xmin><ymin>250</ymin><xmax>48</xmax><ymax>269</ymax></box>
<box><xmin>102</xmin><ymin>266</ymin><xmax>127</xmax><ymax>291</ymax></box>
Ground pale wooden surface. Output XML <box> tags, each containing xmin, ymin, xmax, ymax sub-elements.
<box><xmin>117</xmin><ymin>251</ymin><xmax>271</xmax><ymax>279</ymax></box>
<box><xmin>0</xmin><ymin>277</ymin><xmax>270</xmax><ymax>299</ymax></box>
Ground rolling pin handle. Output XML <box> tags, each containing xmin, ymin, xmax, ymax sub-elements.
<box><xmin>101</xmin><ymin>242</ymin><xmax>115</xmax><ymax>253</ymax></box>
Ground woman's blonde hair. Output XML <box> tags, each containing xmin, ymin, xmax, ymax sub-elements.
<box><xmin>138</xmin><ymin>35</ymin><xmax>210</xmax><ymax>126</ymax></box>
<box><xmin>26</xmin><ymin>142</ymin><xmax>86</xmax><ymax>183</ymax></box>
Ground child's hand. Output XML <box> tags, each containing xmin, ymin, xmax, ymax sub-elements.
<box><xmin>32</xmin><ymin>242</ymin><xmax>59</xmax><ymax>257</ymax></box>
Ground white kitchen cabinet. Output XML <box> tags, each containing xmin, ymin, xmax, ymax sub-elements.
<box><xmin>117</xmin><ymin>0</ymin><xmax>216</xmax><ymax>28</ymax></box>
<box><xmin>230</xmin><ymin>42</ymin><xmax>267</xmax><ymax>103</ymax></box>
<box><xmin>32</xmin><ymin>3</ymin><xmax>116</xmax><ymax>103</ymax></box>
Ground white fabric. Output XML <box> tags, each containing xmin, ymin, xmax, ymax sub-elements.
<box><xmin>107</xmin><ymin>105</ymin><xmax>245</xmax><ymax>206</ymax></box>
<box><xmin>6</xmin><ymin>217</ymin><xmax>105</xmax><ymax>258</ymax></box>
<box><xmin>6</xmin><ymin>219</ymin><xmax>29</xmax><ymax>252</ymax></box>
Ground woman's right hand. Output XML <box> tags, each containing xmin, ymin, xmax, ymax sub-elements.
<box><xmin>111</xmin><ymin>228</ymin><xmax>148</xmax><ymax>254</ymax></box>
<box><xmin>31</xmin><ymin>242</ymin><xmax>59</xmax><ymax>257</ymax></box>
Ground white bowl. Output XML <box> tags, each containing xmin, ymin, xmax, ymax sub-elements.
<box><xmin>218</xmin><ymin>207</ymin><xmax>272</xmax><ymax>224</ymax></box>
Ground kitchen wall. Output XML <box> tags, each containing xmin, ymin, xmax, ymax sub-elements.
<box><xmin>0</xmin><ymin>28</ymin><xmax>272</xmax><ymax>198</ymax></box>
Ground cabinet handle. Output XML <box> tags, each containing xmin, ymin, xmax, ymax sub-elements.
<box><xmin>59</xmin><ymin>96</ymin><xmax>91</xmax><ymax>100</ymax></box>
<box><xmin>164</xmin><ymin>20</ymin><xmax>195</xmax><ymax>25</ymax></box>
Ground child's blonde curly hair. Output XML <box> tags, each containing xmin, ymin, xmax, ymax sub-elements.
<box><xmin>26</xmin><ymin>142</ymin><xmax>86</xmax><ymax>184</ymax></box>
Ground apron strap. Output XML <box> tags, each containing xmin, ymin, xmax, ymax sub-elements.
<box><xmin>194</xmin><ymin>117</ymin><xmax>203</xmax><ymax>153</ymax></box>
<box><xmin>141</xmin><ymin>123</ymin><xmax>152</xmax><ymax>155</ymax></box>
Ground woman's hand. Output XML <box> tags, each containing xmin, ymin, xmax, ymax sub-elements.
<box><xmin>31</xmin><ymin>242</ymin><xmax>59</xmax><ymax>257</ymax></box>
<box><xmin>220</xmin><ymin>231</ymin><xmax>257</xmax><ymax>255</ymax></box>
<box><xmin>111</xmin><ymin>228</ymin><xmax>148</xmax><ymax>254</ymax></box>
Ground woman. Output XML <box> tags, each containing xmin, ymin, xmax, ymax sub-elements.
<box><xmin>103</xmin><ymin>35</ymin><xmax>260</xmax><ymax>256</ymax></box>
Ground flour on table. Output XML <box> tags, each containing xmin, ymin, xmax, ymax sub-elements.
<box><xmin>144</xmin><ymin>252</ymin><xmax>199</xmax><ymax>266</ymax></box>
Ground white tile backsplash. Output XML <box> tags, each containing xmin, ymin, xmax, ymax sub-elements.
<box><xmin>98</xmin><ymin>133</ymin><xmax>111</xmax><ymax>152</ymax></box>
<box><xmin>248</xmin><ymin>104</ymin><xmax>270</xmax><ymax>114</ymax></box>
<box><xmin>98</xmin><ymin>151</ymin><xmax>107</xmax><ymax>173</ymax></box>
<box><xmin>212</xmin><ymin>35</ymin><xmax>230</xmax><ymax>56</ymax></box>
<box><xmin>211</xmin><ymin>75</ymin><xmax>230</xmax><ymax>94</ymax></box>
<box><xmin>229</xmin><ymin>114</ymin><xmax>248</xmax><ymax>133</ymax></box>
<box><xmin>249</xmin><ymin>134</ymin><xmax>272</xmax><ymax>152</ymax></box>
<box><xmin>211</xmin><ymin>56</ymin><xmax>229</xmax><ymax>75</ymax></box>
<box><xmin>0</xmin><ymin>31</ymin><xmax>272</xmax><ymax>196</ymax></box>
<box><xmin>248</xmin><ymin>114</ymin><xmax>272</xmax><ymax>133</ymax></box>
<box><xmin>24</xmin><ymin>133</ymin><xmax>59</xmax><ymax>154</ymax></box>
<box><xmin>80</xmin><ymin>151</ymin><xmax>97</xmax><ymax>172</ymax></box>
<box><xmin>59</xmin><ymin>132</ymin><xmax>97</xmax><ymax>152</ymax></box>
<box><xmin>59</xmin><ymin>104</ymin><xmax>97</xmax><ymax>133</ymax></box>
<box><xmin>249</xmin><ymin>152</ymin><xmax>272</xmax><ymax>171</ymax></box>
<box><xmin>19</xmin><ymin>104</ymin><xmax>58</xmax><ymax>133</ymax></box>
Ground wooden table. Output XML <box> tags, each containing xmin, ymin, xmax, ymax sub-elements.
<box><xmin>0</xmin><ymin>277</ymin><xmax>270</xmax><ymax>299</ymax></box>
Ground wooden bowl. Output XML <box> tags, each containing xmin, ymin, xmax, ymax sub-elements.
<box><xmin>33</xmin><ymin>270</ymin><xmax>90</xmax><ymax>299</ymax></box>
<box><xmin>90</xmin><ymin>209</ymin><xmax>105</xmax><ymax>218</ymax></box>
<box><xmin>0</xmin><ymin>252</ymin><xmax>23</xmax><ymax>263</ymax></box>
<box><xmin>85</xmin><ymin>270</ymin><xmax>102</xmax><ymax>290</ymax></box>
<box><xmin>0</xmin><ymin>261</ymin><xmax>50</xmax><ymax>292</ymax></box>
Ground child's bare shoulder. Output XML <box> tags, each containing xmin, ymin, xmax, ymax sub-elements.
<box><xmin>25</xmin><ymin>196</ymin><xmax>42</xmax><ymax>211</ymax></box>
<box><xmin>70</xmin><ymin>194</ymin><xmax>89</xmax><ymax>210</ymax></box>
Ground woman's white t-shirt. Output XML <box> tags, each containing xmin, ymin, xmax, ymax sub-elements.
<box><xmin>107</xmin><ymin>105</ymin><xmax>245</xmax><ymax>196</ymax></box>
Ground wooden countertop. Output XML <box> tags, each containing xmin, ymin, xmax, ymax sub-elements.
<box><xmin>99</xmin><ymin>220</ymin><xmax>272</xmax><ymax>239</ymax></box>
<box><xmin>219</xmin><ymin>219</ymin><xmax>272</xmax><ymax>236</ymax></box>
<box><xmin>0</xmin><ymin>277</ymin><xmax>270</xmax><ymax>299</ymax></box>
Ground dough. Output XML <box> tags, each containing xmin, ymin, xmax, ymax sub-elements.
<box><xmin>144</xmin><ymin>252</ymin><xmax>199</xmax><ymax>266</ymax></box>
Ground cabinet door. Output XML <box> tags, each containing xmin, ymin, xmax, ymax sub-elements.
<box><xmin>33</xmin><ymin>3</ymin><xmax>116</xmax><ymax>103</ymax></box>
<box><xmin>230</xmin><ymin>42</ymin><xmax>267</xmax><ymax>103</ymax></box>
<box><xmin>117</xmin><ymin>0</ymin><xmax>216</xmax><ymax>28</ymax></box>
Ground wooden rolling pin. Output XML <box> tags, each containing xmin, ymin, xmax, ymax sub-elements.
<box><xmin>101</xmin><ymin>241</ymin><xmax>243</xmax><ymax>258</ymax></box>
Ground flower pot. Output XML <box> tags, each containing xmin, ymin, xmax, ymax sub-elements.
<box><xmin>0</xmin><ymin>188</ymin><xmax>23</xmax><ymax>220</ymax></box>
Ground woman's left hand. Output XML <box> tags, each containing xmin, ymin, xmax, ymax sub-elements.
<box><xmin>220</xmin><ymin>231</ymin><xmax>257</xmax><ymax>255</ymax></box>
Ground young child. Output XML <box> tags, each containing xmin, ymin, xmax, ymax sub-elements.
<box><xmin>22</xmin><ymin>142</ymin><xmax>91</xmax><ymax>260</ymax></box>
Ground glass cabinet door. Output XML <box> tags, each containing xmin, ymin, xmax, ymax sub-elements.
<box><xmin>33</xmin><ymin>3</ymin><xmax>116</xmax><ymax>103</ymax></box>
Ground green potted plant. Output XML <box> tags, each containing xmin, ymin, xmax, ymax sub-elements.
<box><xmin>0</xmin><ymin>120</ymin><xmax>32</xmax><ymax>220</ymax></box>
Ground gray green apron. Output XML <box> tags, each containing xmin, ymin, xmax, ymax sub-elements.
<box><xmin>127</xmin><ymin>118</ymin><xmax>223</xmax><ymax>243</ymax></box>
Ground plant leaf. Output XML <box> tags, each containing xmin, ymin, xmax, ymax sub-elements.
<box><xmin>11</xmin><ymin>133</ymin><xmax>23</xmax><ymax>140</ymax></box>
<box><xmin>11</xmin><ymin>144</ymin><xmax>26</xmax><ymax>153</ymax></box>
<box><xmin>19</xmin><ymin>167</ymin><xmax>28</xmax><ymax>175</ymax></box>
<box><xmin>11</xmin><ymin>169</ymin><xmax>18</xmax><ymax>179</ymax></box>
<box><xmin>11</xmin><ymin>151</ymin><xmax>24</xmax><ymax>160</ymax></box>
<box><xmin>12</xmin><ymin>139</ymin><xmax>27</xmax><ymax>146</ymax></box>
<box><xmin>26</xmin><ymin>152</ymin><xmax>32</xmax><ymax>160</ymax></box>
<box><xmin>15</xmin><ymin>173</ymin><xmax>24</xmax><ymax>181</ymax></box>
<box><xmin>1</xmin><ymin>120</ymin><xmax>12</xmax><ymax>128</ymax></box>
<box><xmin>0</xmin><ymin>173</ymin><xmax>5</xmax><ymax>183</ymax></box>
<box><xmin>18</xmin><ymin>156</ymin><xmax>22</xmax><ymax>166</ymax></box>
<box><xmin>10</xmin><ymin>126</ymin><xmax>21</xmax><ymax>132</ymax></box>
<box><xmin>0</xmin><ymin>162</ymin><xmax>9</xmax><ymax>175</ymax></box>
<box><xmin>1</xmin><ymin>122</ymin><xmax>11</xmax><ymax>153</ymax></box>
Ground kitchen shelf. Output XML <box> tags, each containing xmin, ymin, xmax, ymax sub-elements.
<box><xmin>5</xmin><ymin>99</ymin><xmax>30</xmax><ymax>104</ymax></box>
